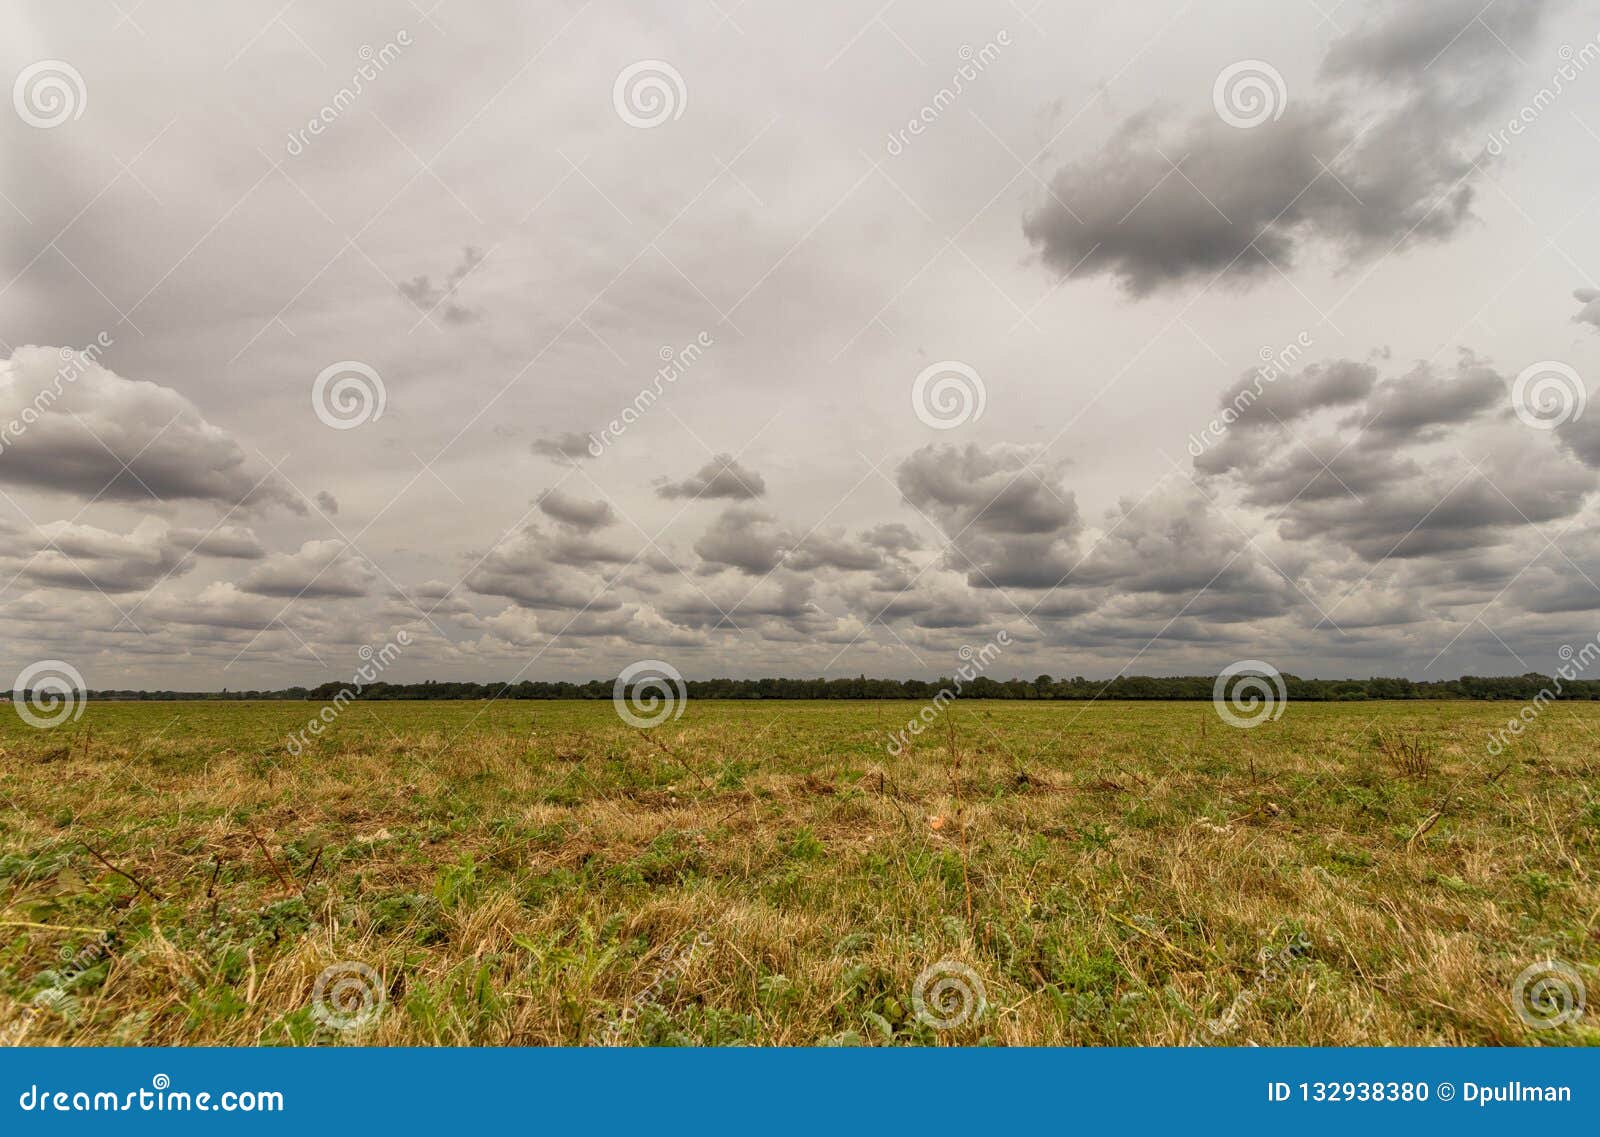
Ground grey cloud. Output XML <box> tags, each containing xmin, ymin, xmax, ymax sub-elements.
<box><xmin>465</xmin><ymin>525</ymin><xmax>623</xmax><ymax>610</ymax></box>
<box><xmin>546</xmin><ymin>532</ymin><xmax>633</xmax><ymax>568</ymax></box>
<box><xmin>385</xmin><ymin>580</ymin><xmax>475</xmax><ymax>619</ymax></box>
<box><xmin>783</xmin><ymin>531</ymin><xmax>885</xmax><ymax>573</ymax></box>
<box><xmin>1196</xmin><ymin>359</ymin><xmax>1378</xmax><ymax>477</ymax></box>
<box><xmin>1024</xmin><ymin>1</ymin><xmax>1548</xmax><ymax>295</ymax></box>
<box><xmin>693</xmin><ymin>506</ymin><xmax>787</xmax><ymax>575</ymax></box>
<box><xmin>0</xmin><ymin>346</ymin><xmax>299</xmax><ymax>511</ymax></box>
<box><xmin>1070</xmin><ymin>492</ymin><xmax>1292</xmax><ymax>614</ymax></box>
<box><xmin>656</xmin><ymin>454</ymin><xmax>767</xmax><ymax>500</ymax></box>
<box><xmin>1197</xmin><ymin>353</ymin><xmax>1596</xmax><ymax>563</ymax></box>
<box><xmin>531</xmin><ymin>432</ymin><xmax>600</xmax><ymax>463</ymax></box>
<box><xmin>1280</xmin><ymin>455</ymin><xmax>1591</xmax><ymax>560</ymax></box>
<box><xmin>1354</xmin><ymin>355</ymin><xmax>1503</xmax><ymax>443</ymax></box>
<box><xmin>240</xmin><ymin>539</ymin><xmax>376</xmax><ymax>598</ymax></box>
<box><xmin>1575</xmin><ymin>287</ymin><xmax>1600</xmax><ymax>330</ymax></box>
<box><xmin>1557</xmin><ymin>414</ymin><xmax>1600</xmax><ymax>468</ymax></box>
<box><xmin>314</xmin><ymin>491</ymin><xmax>339</xmax><ymax>515</ymax></box>
<box><xmin>537</xmin><ymin>489</ymin><xmax>616</xmax><ymax>532</ymax></box>
<box><xmin>12</xmin><ymin>518</ymin><xmax>192</xmax><ymax>593</ymax></box>
<box><xmin>143</xmin><ymin>582</ymin><xmax>289</xmax><ymax>631</ymax></box>
<box><xmin>896</xmin><ymin>443</ymin><xmax>1080</xmax><ymax>588</ymax></box>
<box><xmin>169</xmin><ymin>525</ymin><xmax>266</xmax><ymax>559</ymax></box>
<box><xmin>1321</xmin><ymin>0</ymin><xmax>1546</xmax><ymax>80</ymax></box>
<box><xmin>398</xmin><ymin>246</ymin><xmax>485</xmax><ymax>325</ymax></box>
<box><xmin>872</xmin><ymin>587</ymin><xmax>994</xmax><ymax>630</ymax></box>
<box><xmin>862</xmin><ymin>523</ymin><xmax>922</xmax><ymax>554</ymax></box>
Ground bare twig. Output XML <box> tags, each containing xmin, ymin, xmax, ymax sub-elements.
<box><xmin>248</xmin><ymin>831</ymin><xmax>296</xmax><ymax>896</ymax></box>
<box><xmin>79</xmin><ymin>840</ymin><xmax>162</xmax><ymax>900</ymax></box>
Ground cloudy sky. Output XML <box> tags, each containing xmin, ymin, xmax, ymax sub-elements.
<box><xmin>3</xmin><ymin>0</ymin><xmax>1599</xmax><ymax>689</ymax></box>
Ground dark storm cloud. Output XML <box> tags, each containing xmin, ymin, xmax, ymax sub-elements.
<box><xmin>398</xmin><ymin>246</ymin><xmax>485</xmax><ymax>325</ymax></box>
<box><xmin>537</xmin><ymin>488</ymin><xmax>617</xmax><ymax>532</ymax></box>
<box><xmin>1023</xmin><ymin>0</ymin><xmax>1550</xmax><ymax>295</ymax></box>
<box><xmin>0</xmin><ymin>347</ymin><xmax>298</xmax><ymax>511</ymax></box>
<box><xmin>896</xmin><ymin>443</ymin><xmax>1080</xmax><ymax>588</ymax></box>
<box><xmin>655</xmin><ymin>454</ymin><xmax>767</xmax><ymax>500</ymax></box>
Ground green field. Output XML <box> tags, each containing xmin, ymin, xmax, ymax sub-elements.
<box><xmin>1</xmin><ymin>698</ymin><xmax>1595</xmax><ymax>1046</ymax></box>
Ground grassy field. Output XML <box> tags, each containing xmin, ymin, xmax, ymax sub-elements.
<box><xmin>0</xmin><ymin>697</ymin><xmax>1596</xmax><ymax>1047</ymax></box>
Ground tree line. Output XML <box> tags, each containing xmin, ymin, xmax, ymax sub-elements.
<box><xmin>79</xmin><ymin>672</ymin><xmax>1600</xmax><ymax>702</ymax></box>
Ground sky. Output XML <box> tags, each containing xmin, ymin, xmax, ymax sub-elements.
<box><xmin>2</xmin><ymin>0</ymin><xmax>1600</xmax><ymax>690</ymax></box>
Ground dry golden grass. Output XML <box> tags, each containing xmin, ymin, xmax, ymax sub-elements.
<box><xmin>1</xmin><ymin>697</ymin><xmax>1596</xmax><ymax>1046</ymax></box>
